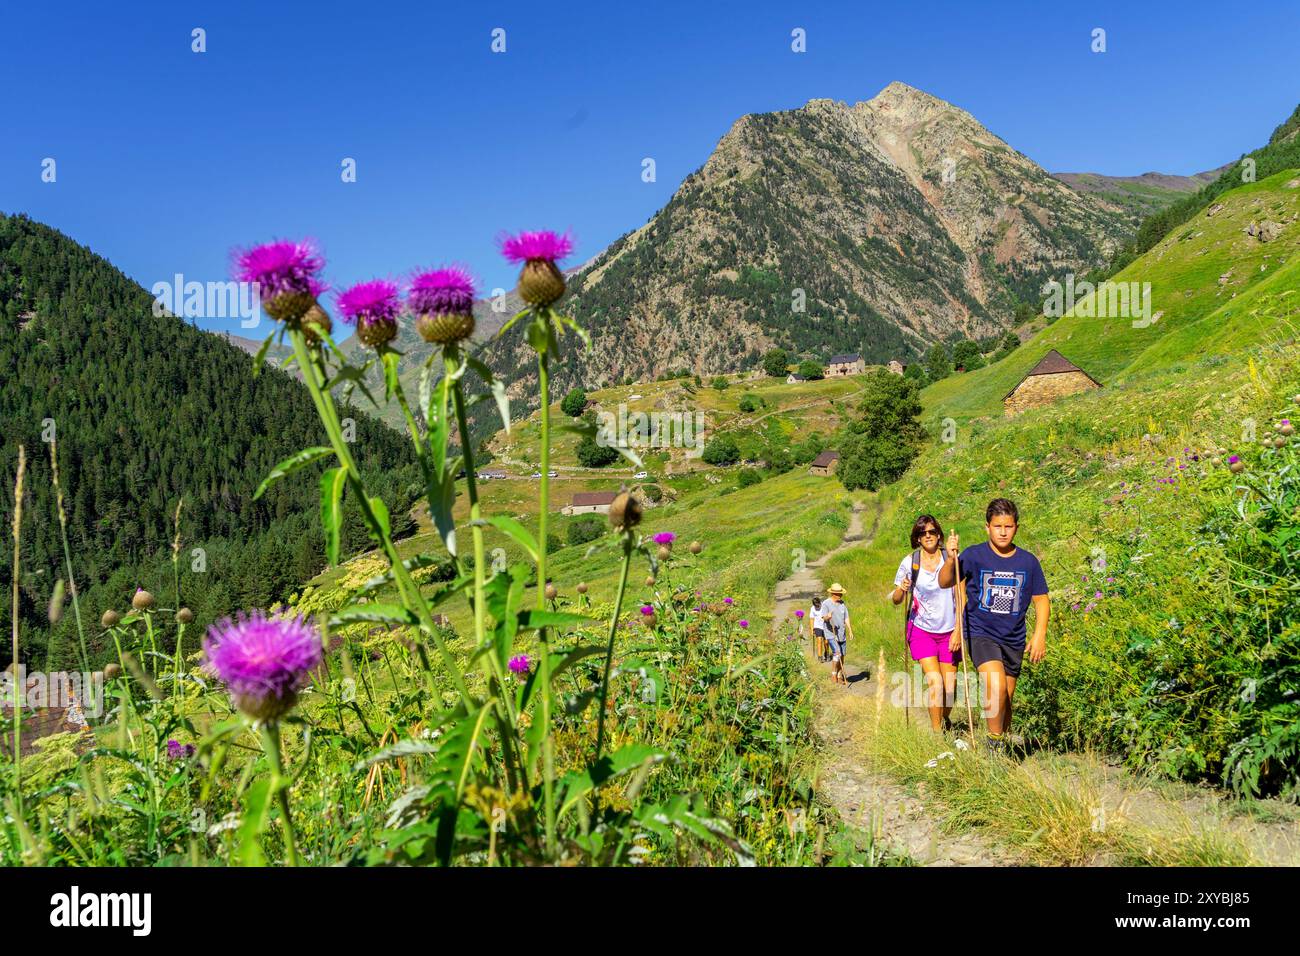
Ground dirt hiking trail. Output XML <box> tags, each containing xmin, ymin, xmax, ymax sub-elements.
<box><xmin>770</xmin><ymin>498</ymin><xmax>1300</xmax><ymax>867</ymax></box>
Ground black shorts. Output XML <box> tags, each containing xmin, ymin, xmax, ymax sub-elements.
<box><xmin>968</xmin><ymin>636</ymin><xmax>1024</xmax><ymax>678</ymax></box>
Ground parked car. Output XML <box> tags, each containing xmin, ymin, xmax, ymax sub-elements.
<box><xmin>547</xmin><ymin>470</ymin><xmax>558</xmax><ymax>477</ymax></box>
<box><xmin>633</xmin><ymin>471</ymin><xmax>648</xmax><ymax>480</ymax></box>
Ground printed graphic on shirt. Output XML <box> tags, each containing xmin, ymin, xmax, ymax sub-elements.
<box><xmin>978</xmin><ymin>569</ymin><xmax>1026</xmax><ymax>615</ymax></box>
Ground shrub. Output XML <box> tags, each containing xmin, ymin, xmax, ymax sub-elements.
<box><xmin>702</xmin><ymin>434</ymin><xmax>741</xmax><ymax>466</ymax></box>
<box><xmin>561</xmin><ymin>387</ymin><xmax>587</xmax><ymax>417</ymax></box>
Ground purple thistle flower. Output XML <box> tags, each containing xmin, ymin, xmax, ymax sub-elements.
<box><xmin>652</xmin><ymin>532</ymin><xmax>676</xmax><ymax>545</ymax></box>
<box><xmin>498</xmin><ymin>229</ymin><xmax>574</xmax><ymax>264</ymax></box>
<box><xmin>203</xmin><ymin>610</ymin><xmax>322</xmax><ymax>722</ymax></box>
<box><xmin>795</xmin><ymin>609</ymin><xmax>804</xmax><ymax>618</ymax></box>
<box><xmin>1094</xmin><ymin>591</ymin><xmax>1102</xmax><ymax>599</ymax></box>
<box><xmin>640</xmin><ymin>605</ymin><xmax>654</xmax><ymax>616</ymax></box>
<box><xmin>337</xmin><ymin>279</ymin><xmax>401</xmax><ymax>348</ymax></box>
<box><xmin>508</xmin><ymin>654</ymin><xmax>530</xmax><ymax>675</ymax></box>
<box><xmin>232</xmin><ymin>239</ymin><xmax>324</xmax><ymax>322</ymax></box>
<box><xmin>724</xmin><ymin>597</ymin><xmax>733</xmax><ymax>605</ymax></box>
<box><xmin>738</xmin><ymin>620</ymin><xmax>749</xmax><ymax>629</ymax></box>
<box><xmin>337</xmin><ymin>279</ymin><xmax>400</xmax><ymax>326</ymax></box>
<box><xmin>408</xmin><ymin>265</ymin><xmax>476</xmax><ymax>316</ymax></box>
<box><xmin>166</xmin><ymin>739</ymin><xmax>195</xmax><ymax>760</ymax></box>
<box><xmin>1228</xmin><ymin>455</ymin><xmax>1240</xmax><ymax>464</ymax></box>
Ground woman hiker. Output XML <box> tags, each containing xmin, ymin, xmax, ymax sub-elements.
<box><xmin>820</xmin><ymin>583</ymin><xmax>854</xmax><ymax>686</ymax></box>
<box><xmin>891</xmin><ymin>514</ymin><xmax>960</xmax><ymax>733</ymax></box>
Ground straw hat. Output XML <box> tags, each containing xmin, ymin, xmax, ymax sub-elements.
<box><xmin>827</xmin><ymin>583</ymin><xmax>845</xmax><ymax>595</ymax></box>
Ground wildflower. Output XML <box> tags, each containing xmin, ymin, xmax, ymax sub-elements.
<box><xmin>232</xmin><ymin>239</ymin><xmax>324</xmax><ymax>323</ymax></box>
<box><xmin>1094</xmin><ymin>591</ymin><xmax>1102</xmax><ymax>599</ymax></box>
<box><xmin>689</xmin><ymin>540</ymin><xmax>703</xmax><ymax>555</ymax></box>
<box><xmin>652</xmin><ymin>532</ymin><xmax>676</xmax><ymax>546</ymax></box>
<box><xmin>499</xmin><ymin>229</ymin><xmax>574</xmax><ymax>307</ymax></box>
<box><xmin>132</xmin><ymin>588</ymin><xmax>155</xmax><ymax>610</ymax></box>
<box><xmin>795</xmin><ymin>609</ymin><xmax>804</xmax><ymax>619</ymax></box>
<box><xmin>576</xmin><ymin>582</ymin><xmax>588</xmax><ymax>594</ymax></box>
<box><xmin>338</xmin><ymin>279</ymin><xmax>401</xmax><ymax>349</ymax></box>
<box><xmin>738</xmin><ymin>620</ymin><xmax>749</xmax><ymax>629</ymax></box>
<box><xmin>640</xmin><ymin>605</ymin><xmax>655</xmax><ymax>616</ymax></box>
<box><xmin>724</xmin><ymin>597</ymin><xmax>733</xmax><ymax>605</ymax></box>
<box><xmin>544</xmin><ymin>583</ymin><xmax>558</xmax><ymax>601</ymax></box>
<box><xmin>166</xmin><ymin>739</ymin><xmax>196</xmax><ymax>760</ymax></box>
<box><xmin>1228</xmin><ymin>455</ymin><xmax>1245</xmax><ymax>474</ymax></box>
<box><xmin>177</xmin><ymin>607</ymin><xmax>194</xmax><ymax>624</ymax></box>
<box><xmin>409</xmin><ymin>265</ymin><xmax>477</xmax><ymax>345</ymax></box>
<box><xmin>203</xmin><ymin>610</ymin><xmax>323</xmax><ymax>722</ymax></box>
<box><xmin>508</xmin><ymin>654</ymin><xmax>530</xmax><ymax>675</ymax></box>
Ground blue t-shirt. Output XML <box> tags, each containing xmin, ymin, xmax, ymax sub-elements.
<box><xmin>959</xmin><ymin>542</ymin><xmax>1048</xmax><ymax>646</ymax></box>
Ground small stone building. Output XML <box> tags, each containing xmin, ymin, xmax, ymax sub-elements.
<box><xmin>786</xmin><ymin>372</ymin><xmax>807</xmax><ymax>384</ymax></box>
<box><xmin>1003</xmin><ymin>350</ymin><xmax>1101</xmax><ymax>416</ymax></box>
<box><xmin>809</xmin><ymin>450</ymin><xmax>840</xmax><ymax>476</ymax></box>
<box><xmin>825</xmin><ymin>353</ymin><xmax>865</xmax><ymax>377</ymax></box>
<box><xmin>887</xmin><ymin>360</ymin><xmax>905</xmax><ymax>375</ymax></box>
<box><xmin>562</xmin><ymin>491</ymin><xmax>618</xmax><ymax>516</ymax></box>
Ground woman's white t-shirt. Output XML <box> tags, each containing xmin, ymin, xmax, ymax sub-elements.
<box><xmin>893</xmin><ymin>551</ymin><xmax>956</xmax><ymax>633</ymax></box>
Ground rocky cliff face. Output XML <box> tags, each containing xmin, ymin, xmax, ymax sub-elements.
<box><xmin>486</xmin><ymin>82</ymin><xmax>1131</xmax><ymax>402</ymax></box>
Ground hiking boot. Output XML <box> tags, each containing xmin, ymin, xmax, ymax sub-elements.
<box><xmin>984</xmin><ymin>733</ymin><xmax>1009</xmax><ymax>757</ymax></box>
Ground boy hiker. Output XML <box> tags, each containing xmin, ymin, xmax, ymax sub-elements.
<box><xmin>937</xmin><ymin>498</ymin><xmax>1048</xmax><ymax>755</ymax></box>
<box><xmin>810</xmin><ymin>596</ymin><xmax>828</xmax><ymax>662</ymax></box>
<box><xmin>820</xmin><ymin>584</ymin><xmax>854</xmax><ymax>686</ymax></box>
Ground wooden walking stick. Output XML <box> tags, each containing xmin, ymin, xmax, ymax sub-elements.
<box><xmin>952</xmin><ymin>526</ymin><xmax>977</xmax><ymax>742</ymax></box>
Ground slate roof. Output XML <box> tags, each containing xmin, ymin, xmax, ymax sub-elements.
<box><xmin>810</xmin><ymin>450</ymin><xmax>840</xmax><ymax>468</ymax></box>
<box><xmin>1004</xmin><ymin>349</ymin><xmax>1102</xmax><ymax>398</ymax></box>
<box><xmin>827</xmin><ymin>353</ymin><xmax>862</xmax><ymax>365</ymax></box>
<box><xmin>570</xmin><ymin>491</ymin><xmax>619</xmax><ymax>507</ymax></box>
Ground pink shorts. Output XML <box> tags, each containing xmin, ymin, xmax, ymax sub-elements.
<box><xmin>907</xmin><ymin>623</ymin><xmax>959</xmax><ymax>664</ymax></box>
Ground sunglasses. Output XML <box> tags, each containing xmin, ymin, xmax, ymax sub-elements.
<box><xmin>920</xmin><ymin>529</ymin><xmax>939</xmax><ymax>538</ymax></box>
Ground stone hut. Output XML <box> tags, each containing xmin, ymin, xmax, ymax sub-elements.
<box><xmin>562</xmin><ymin>491</ymin><xmax>618</xmax><ymax>516</ymax></box>
<box><xmin>1003</xmin><ymin>350</ymin><xmax>1101</xmax><ymax>416</ymax></box>
<box><xmin>809</xmin><ymin>450</ymin><xmax>840</xmax><ymax>476</ymax></box>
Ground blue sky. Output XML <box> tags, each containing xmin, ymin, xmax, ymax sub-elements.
<box><xmin>2</xmin><ymin>0</ymin><xmax>1297</xmax><ymax>334</ymax></box>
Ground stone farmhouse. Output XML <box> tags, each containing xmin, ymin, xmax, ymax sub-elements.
<box><xmin>1003</xmin><ymin>350</ymin><xmax>1101</xmax><ymax>416</ymax></box>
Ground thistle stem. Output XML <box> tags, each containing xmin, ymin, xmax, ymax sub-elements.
<box><xmin>446</xmin><ymin>348</ymin><xmax>517</xmax><ymax>728</ymax></box>
<box><xmin>535</xmin><ymin>319</ymin><xmax>556</xmax><ymax>858</ymax></box>
<box><xmin>259</xmin><ymin>721</ymin><xmax>298</xmax><ymax>866</ymax></box>
<box><xmin>287</xmin><ymin>328</ymin><xmax>474</xmax><ymax>708</ymax></box>
<box><xmin>595</xmin><ymin>533</ymin><xmax>634</xmax><ymax>772</ymax></box>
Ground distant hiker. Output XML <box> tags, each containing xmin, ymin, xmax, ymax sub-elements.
<box><xmin>891</xmin><ymin>514</ymin><xmax>959</xmax><ymax>733</ymax></box>
<box><xmin>937</xmin><ymin>498</ymin><xmax>1049</xmax><ymax>755</ymax></box>
<box><xmin>820</xmin><ymin>583</ymin><xmax>854</xmax><ymax>685</ymax></box>
<box><xmin>810</xmin><ymin>596</ymin><xmax>828</xmax><ymax>662</ymax></box>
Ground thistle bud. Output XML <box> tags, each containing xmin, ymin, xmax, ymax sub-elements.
<box><xmin>132</xmin><ymin>589</ymin><xmax>155</xmax><ymax>610</ymax></box>
<box><xmin>415</xmin><ymin>311</ymin><xmax>476</xmax><ymax>345</ymax></box>
<box><xmin>101</xmin><ymin>609</ymin><xmax>121</xmax><ymax>628</ymax></box>
<box><xmin>518</xmin><ymin>259</ymin><xmax>567</xmax><ymax>307</ymax></box>
<box><xmin>689</xmin><ymin>540</ymin><xmax>703</xmax><ymax>555</ymax></box>
<box><xmin>608</xmin><ymin>492</ymin><xmax>642</xmax><ymax>531</ymax></box>
<box><xmin>645</xmin><ymin>576</ymin><xmax>656</xmax><ymax>587</ymax></box>
<box><xmin>576</xmin><ymin>582</ymin><xmax>588</xmax><ymax>594</ymax></box>
<box><xmin>104</xmin><ymin>662</ymin><xmax>122</xmax><ymax>680</ymax></box>
<box><xmin>544</xmin><ymin>583</ymin><xmax>558</xmax><ymax>601</ymax></box>
<box><xmin>657</xmin><ymin>545</ymin><xmax>671</xmax><ymax>561</ymax></box>
<box><xmin>299</xmin><ymin>301</ymin><xmax>332</xmax><ymax>346</ymax></box>
<box><xmin>1274</xmin><ymin>435</ymin><xmax>1287</xmax><ymax>448</ymax></box>
<box><xmin>177</xmin><ymin>607</ymin><xmax>195</xmax><ymax>624</ymax></box>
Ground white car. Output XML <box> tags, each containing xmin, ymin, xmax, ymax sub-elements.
<box><xmin>530</xmin><ymin>472</ymin><xmax>542</xmax><ymax>479</ymax></box>
<box><xmin>547</xmin><ymin>470</ymin><xmax>558</xmax><ymax>477</ymax></box>
<box><xmin>633</xmin><ymin>471</ymin><xmax>648</xmax><ymax>480</ymax></box>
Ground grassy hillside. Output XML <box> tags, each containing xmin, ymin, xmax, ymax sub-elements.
<box><xmin>821</xmin><ymin>171</ymin><xmax>1300</xmax><ymax>800</ymax></box>
<box><xmin>924</xmin><ymin>169</ymin><xmax>1300</xmax><ymax>421</ymax></box>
